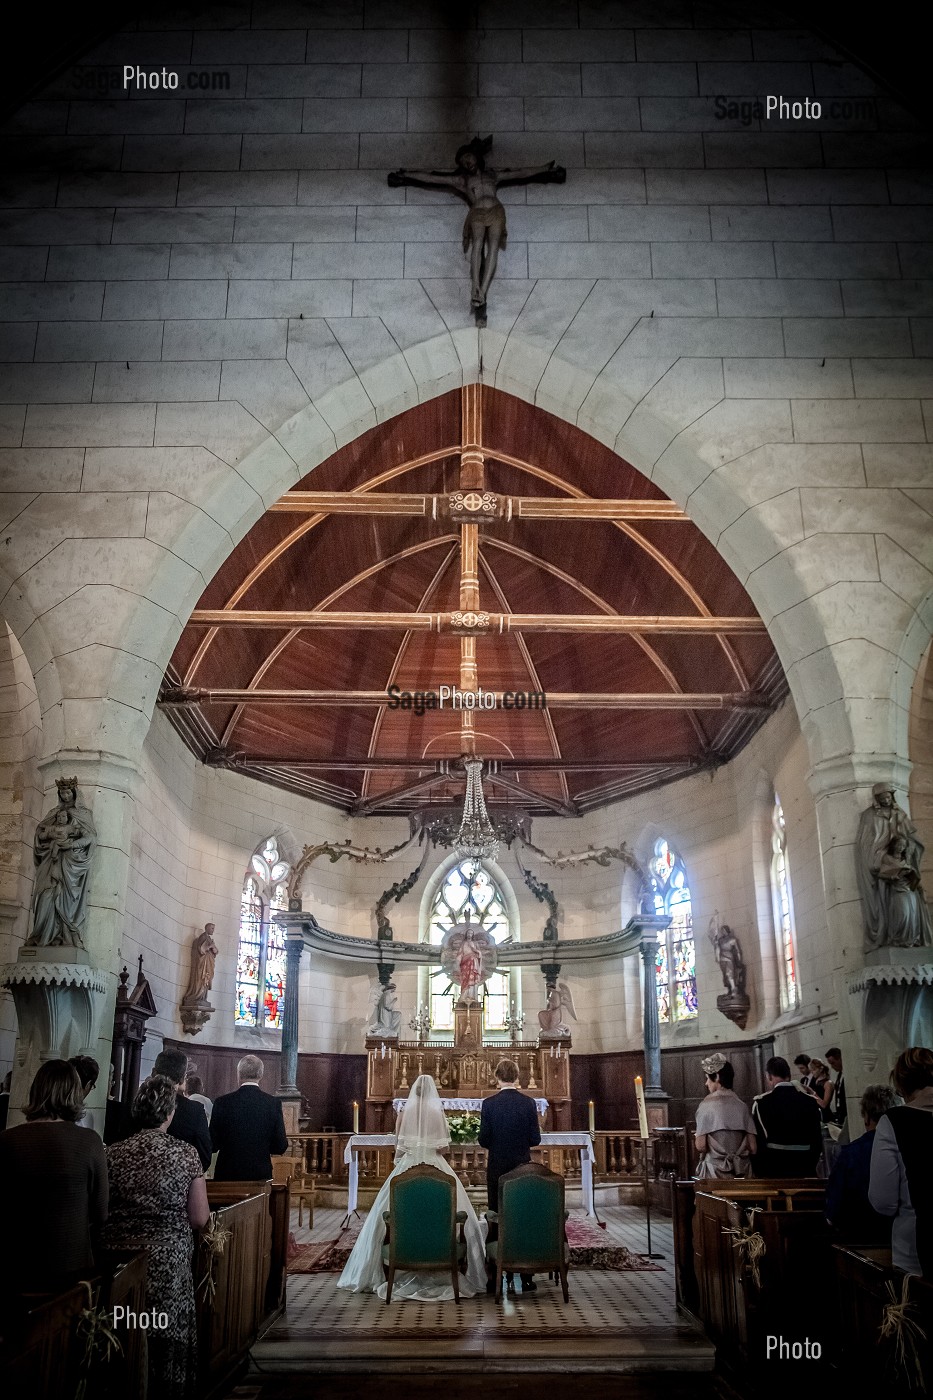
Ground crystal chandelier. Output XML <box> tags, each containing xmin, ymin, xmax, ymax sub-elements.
<box><xmin>455</xmin><ymin>757</ymin><xmax>499</xmax><ymax>862</ymax></box>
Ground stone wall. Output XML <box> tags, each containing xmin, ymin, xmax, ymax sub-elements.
<box><xmin>0</xmin><ymin>0</ymin><xmax>931</xmax><ymax>1097</ymax></box>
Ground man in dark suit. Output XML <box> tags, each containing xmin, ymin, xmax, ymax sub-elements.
<box><xmin>751</xmin><ymin>1055</ymin><xmax>823</xmax><ymax>1177</ymax></box>
<box><xmin>479</xmin><ymin>1058</ymin><xmax>542</xmax><ymax>1293</ymax></box>
<box><xmin>211</xmin><ymin>1054</ymin><xmax>289</xmax><ymax>1181</ymax></box>
<box><xmin>153</xmin><ymin>1049</ymin><xmax>212</xmax><ymax>1170</ymax></box>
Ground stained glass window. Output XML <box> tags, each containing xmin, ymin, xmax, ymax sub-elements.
<box><xmin>234</xmin><ymin>839</ymin><xmax>291</xmax><ymax>1029</ymax></box>
<box><xmin>427</xmin><ymin>860</ymin><xmax>512</xmax><ymax>1033</ymax></box>
<box><xmin>650</xmin><ymin>838</ymin><xmax>697</xmax><ymax>1024</ymax></box>
<box><xmin>771</xmin><ymin>795</ymin><xmax>799</xmax><ymax>1010</ymax></box>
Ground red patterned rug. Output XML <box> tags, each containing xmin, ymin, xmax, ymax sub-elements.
<box><xmin>289</xmin><ymin>1214</ymin><xmax>662</xmax><ymax>1273</ymax></box>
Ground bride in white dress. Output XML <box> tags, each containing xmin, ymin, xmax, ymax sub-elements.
<box><xmin>337</xmin><ymin>1074</ymin><xmax>488</xmax><ymax>1300</ymax></box>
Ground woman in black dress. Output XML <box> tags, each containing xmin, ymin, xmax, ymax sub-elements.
<box><xmin>103</xmin><ymin>1074</ymin><xmax>209</xmax><ymax>1399</ymax></box>
<box><xmin>0</xmin><ymin>1059</ymin><xmax>108</xmax><ymax>1298</ymax></box>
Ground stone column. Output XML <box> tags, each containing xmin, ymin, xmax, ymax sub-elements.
<box><xmin>4</xmin><ymin>752</ymin><xmax>140</xmax><ymax>1127</ymax></box>
<box><xmin>639</xmin><ymin>932</ymin><xmax>669</xmax><ymax>1127</ymax></box>
<box><xmin>808</xmin><ymin>752</ymin><xmax>921</xmax><ymax>1129</ymax></box>
<box><xmin>277</xmin><ymin>933</ymin><xmax>304</xmax><ymax>1135</ymax></box>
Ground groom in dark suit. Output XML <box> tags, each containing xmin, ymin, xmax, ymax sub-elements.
<box><xmin>211</xmin><ymin>1053</ymin><xmax>289</xmax><ymax>1180</ymax></box>
<box><xmin>479</xmin><ymin>1058</ymin><xmax>542</xmax><ymax>1292</ymax></box>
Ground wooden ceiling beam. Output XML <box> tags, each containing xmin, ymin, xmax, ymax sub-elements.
<box><xmin>195</xmin><ymin>753</ymin><xmax>709</xmax><ymax>773</ymax></box>
<box><xmin>161</xmin><ymin>687</ymin><xmax>771</xmax><ymax>711</ymax></box>
<box><xmin>187</xmin><ymin>609</ymin><xmax>766</xmax><ymax>635</ymax></box>
<box><xmin>268</xmin><ymin>490</ymin><xmax>688</xmax><ymax>522</ymax></box>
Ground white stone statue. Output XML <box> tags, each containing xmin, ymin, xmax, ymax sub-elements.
<box><xmin>538</xmin><ymin>981</ymin><xmax>576</xmax><ymax>1034</ymax></box>
<box><xmin>368</xmin><ymin>979</ymin><xmax>401</xmax><ymax>1038</ymax></box>
<box><xmin>856</xmin><ymin>783</ymin><xmax>927</xmax><ymax>949</ymax></box>
<box><xmin>25</xmin><ymin>778</ymin><xmax>97</xmax><ymax>949</ymax></box>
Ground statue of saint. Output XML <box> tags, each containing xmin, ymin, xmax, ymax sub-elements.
<box><xmin>25</xmin><ymin>777</ymin><xmax>97</xmax><ymax>948</ymax></box>
<box><xmin>877</xmin><ymin>836</ymin><xmax>933</xmax><ymax>948</ymax></box>
<box><xmin>388</xmin><ymin>136</ymin><xmax>566</xmax><ymax>323</ymax></box>
<box><xmin>708</xmin><ymin>914</ymin><xmax>747</xmax><ymax>996</ymax></box>
<box><xmin>368</xmin><ymin>980</ymin><xmax>402</xmax><ymax>1038</ymax></box>
<box><xmin>856</xmin><ymin>783</ymin><xmax>926</xmax><ymax>949</ymax></box>
<box><xmin>183</xmin><ymin>923</ymin><xmax>219</xmax><ymax>1004</ymax></box>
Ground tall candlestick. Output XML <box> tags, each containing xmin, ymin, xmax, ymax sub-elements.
<box><xmin>352</xmin><ymin>1100</ymin><xmax>359</xmax><ymax>1134</ymax></box>
<box><xmin>588</xmin><ymin>1100</ymin><xmax>595</xmax><ymax>1135</ymax></box>
<box><xmin>634</xmin><ymin>1075</ymin><xmax>649</xmax><ymax>1140</ymax></box>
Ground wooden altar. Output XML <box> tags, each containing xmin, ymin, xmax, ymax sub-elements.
<box><xmin>365</xmin><ymin>1024</ymin><xmax>572</xmax><ymax>1131</ymax></box>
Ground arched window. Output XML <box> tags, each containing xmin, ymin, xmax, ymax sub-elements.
<box><xmin>771</xmin><ymin>795</ymin><xmax>799</xmax><ymax>1010</ymax></box>
<box><xmin>651</xmin><ymin>838</ymin><xmax>697</xmax><ymax>1024</ymax></box>
<box><xmin>426</xmin><ymin>859</ymin><xmax>512</xmax><ymax>1033</ymax></box>
<box><xmin>235</xmin><ymin>837</ymin><xmax>291</xmax><ymax>1029</ymax></box>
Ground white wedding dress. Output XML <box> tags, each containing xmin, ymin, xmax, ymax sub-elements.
<box><xmin>337</xmin><ymin>1074</ymin><xmax>488</xmax><ymax>1301</ymax></box>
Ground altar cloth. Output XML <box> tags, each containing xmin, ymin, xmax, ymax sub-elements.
<box><xmin>344</xmin><ymin>1130</ymin><xmax>596</xmax><ymax>1217</ymax></box>
<box><xmin>392</xmin><ymin>1096</ymin><xmax>549</xmax><ymax>1115</ymax></box>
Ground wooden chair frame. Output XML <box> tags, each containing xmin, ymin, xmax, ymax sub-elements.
<box><xmin>380</xmin><ymin>1163</ymin><xmax>467</xmax><ymax>1304</ymax></box>
<box><xmin>489</xmin><ymin>1162</ymin><xmax>570</xmax><ymax>1303</ymax></box>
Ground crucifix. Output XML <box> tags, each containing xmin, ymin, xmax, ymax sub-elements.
<box><xmin>388</xmin><ymin>135</ymin><xmax>566</xmax><ymax>326</ymax></box>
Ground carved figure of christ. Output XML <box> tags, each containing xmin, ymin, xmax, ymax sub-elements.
<box><xmin>388</xmin><ymin>138</ymin><xmax>566</xmax><ymax>320</ymax></box>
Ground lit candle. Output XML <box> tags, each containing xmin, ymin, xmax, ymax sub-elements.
<box><xmin>352</xmin><ymin>1100</ymin><xmax>359</xmax><ymax>1134</ymax></box>
<box><xmin>634</xmin><ymin>1075</ymin><xmax>649</xmax><ymax>1140</ymax></box>
<box><xmin>588</xmin><ymin>1100</ymin><xmax>595</xmax><ymax>1135</ymax></box>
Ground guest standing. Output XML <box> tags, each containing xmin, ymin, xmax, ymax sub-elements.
<box><xmin>806</xmin><ymin>1058</ymin><xmax>835</xmax><ymax>1122</ymax></box>
<box><xmin>185</xmin><ymin>1073</ymin><xmax>213</xmax><ymax>1124</ymax></box>
<box><xmin>153</xmin><ymin>1049</ymin><xmax>212</xmax><ymax>1170</ymax></box>
<box><xmin>210</xmin><ymin>1054</ymin><xmax>288</xmax><ymax>1180</ymax></box>
<box><xmin>826</xmin><ymin>1084</ymin><xmax>898</xmax><ymax>1243</ymax></box>
<box><xmin>694</xmin><ymin>1053</ymin><xmax>757</xmax><ymax>1178</ymax></box>
<box><xmin>478</xmin><ymin>1059</ymin><xmax>542</xmax><ymax>1293</ymax></box>
<box><xmin>751</xmin><ymin>1056</ymin><xmax>823</xmax><ymax>1177</ymax></box>
<box><xmin>827</xmin><ymin>1047</ymin><xmax>847</xmax><ymax>1127</ymax></box>
<box><xmin>793</xmin><ymin>1054</ymin><xmax>813</xmax><ymax>1090</ymax></box>
<box><xmin>869</xmin><ymin>1046</ymin><xmax>933</xmax><ymax>1276</ymax></box>
<box><xmin>68</xmin><ymin>1054</ymin><xmax>101</xmax><ymax>1135</ymax></box>
<box><xmin>103</xmin><ymin>1075</ymin><xmax>209</xmax><ymax>1399</ymax></box>
<box><xmin>0</xmin><ymin>1060</ymin><xmax>108</xmax><ymax>1297</ymax></box>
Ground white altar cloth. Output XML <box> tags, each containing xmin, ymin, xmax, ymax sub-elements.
<box><xmin>392</xmin><ymin>1096</ymin><xmax>549</xmax><ymax>1116</ymax></box>
<box><xmin>344</xmin><ymin>1130</ymin><xmax>596</xmax><ymax>1217</ymax></box>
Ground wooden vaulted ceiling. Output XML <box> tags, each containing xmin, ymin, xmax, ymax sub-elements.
<box><xmin>161</xmin><ymin>388</ymin><xmax>787</xmax><ymax>816</ymax></box>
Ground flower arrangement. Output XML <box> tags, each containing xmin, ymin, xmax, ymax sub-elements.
<box><xmin>447</xmin><ymin>1112</ymin><xmax>481</xmax><ymax>1143</ymax></box>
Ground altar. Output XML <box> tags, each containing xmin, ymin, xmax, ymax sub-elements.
<box><xmin>343</xmin><ymin>1131</ymin><xmax>597</xmax><ymax>1217</ymax></box>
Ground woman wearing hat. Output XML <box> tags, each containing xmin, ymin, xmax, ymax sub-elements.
<box><xmin>694</xmin><ymin>1053</ymin><xmax>758</xmax><ymax>1179</ymax></box>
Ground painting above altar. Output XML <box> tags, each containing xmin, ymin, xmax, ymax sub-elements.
<box><xmin>439</xmin><ymin>911</ymin><xmax>498</xmax><ymax>1004</ymax></box>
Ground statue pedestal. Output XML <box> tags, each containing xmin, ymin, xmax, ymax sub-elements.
<box><xmin>538</xmin><ymin>1032</ymin><xmax>572</xmax><ymax>1130</ymax></box>
<box><xmin>180</xmin><ymin>998</ymin><xmax>214</xmax><ymax>1035</ymax></box>
<box><xmin>453</xmin><ymin>1002</ymin><xmax>482</xmax><ymax>1049</ymax></box>
<box><xmin>716</xmin><ymin>990</ymin><xmax>751</xmax><ymax>1030</ymax></box>
<box><xmin>1</xmin><ymin>946</ymin><xmax>108</xmax><ymax>1083</ymax></box>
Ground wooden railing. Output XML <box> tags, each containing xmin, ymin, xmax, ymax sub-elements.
<box><xmin>288</xmin><ymin>1128</ymin><xmax>689</xmax><ymax>1191</ymax></box>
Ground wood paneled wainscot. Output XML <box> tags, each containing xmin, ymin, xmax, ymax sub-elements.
<box><xmin>676</xmin><ymin>1180</ymin><xmax>832</xmax><ymax>1376</ymax></box>
<box><xmin>197</xmin><ymin>1181</ymin><xmax>288</xmax><ymax>1397</ymax></box>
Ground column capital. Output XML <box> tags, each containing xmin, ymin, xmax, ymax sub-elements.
<box><xmin>808</xmin><ymin>753</ymin><xmax>913</xmax><ymax>803</ymax></box>
<box><xmin>37</xmin><ymin>750</ymin><xmax>142</xmax><ymax>799</ymax></box>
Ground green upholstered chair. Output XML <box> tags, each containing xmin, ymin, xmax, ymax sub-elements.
<box><xmin>486</xmin><ymin>1162</ymin><xmax>570</xmax><ymax>1302</ymax></box>
<box><xmin>380</xmin><ymin>1163</ymin><xmax>468</xmax><ymax>1303</ymax></box>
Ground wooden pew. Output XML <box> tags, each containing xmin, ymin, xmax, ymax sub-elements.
<box><xmin>833</xmin><ymin>1244</ymin><xmax>933</xmax><ymax>1396</ymax></box>
<box><xmin>0</xmin><ymin>1250</ymin><xmax>150</xmax><ymax>1400</ymax></box>
<box><xmin>689</xmin><ymin>1179</ymin><xmax>832</xmax><ymax>1375</ymax></box>
<box><xmin>0</xmin><ymin>1284</ymin><xmax>85</xmax><ymax>1400</ymax></box>
<box><xmin>197</xmin><ymin>1183</ymin><xmax>269</xmax><ymax>1395</ymax></box>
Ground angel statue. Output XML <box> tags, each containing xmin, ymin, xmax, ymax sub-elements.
<box><xmin>388</xmin><ymin>136</ymin><xmax>566</xmax><ymax>324</ymax></box>
<box><xmin>367</xmin><ymin>979</ymin><xmax>402</xmax><ymax>1039</ymax></box>
<box><xmin>538</xmin><ymin>981</ymin><xmax>577</xmax><ymax>1035</ymax></box>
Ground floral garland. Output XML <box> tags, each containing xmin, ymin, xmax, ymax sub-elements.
<box><xmin>721</xmin><ymin>1207</ymin><xmax>765</xmax><ymax>1289</ymax></box>
<box><xmin>75</xmin><ymin>1282</ymin><xmax>122</xmax><ymax>1400</ymax></box>
<box><xmin>880</xmin><ymin>1274</ymin><xmax>927</xmax><ymax>1389</ymax></box>
<box><xmin>198</xmin><ymin>1211</ymin><xmax>232</xmax><ymax>1302</ymax></box>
